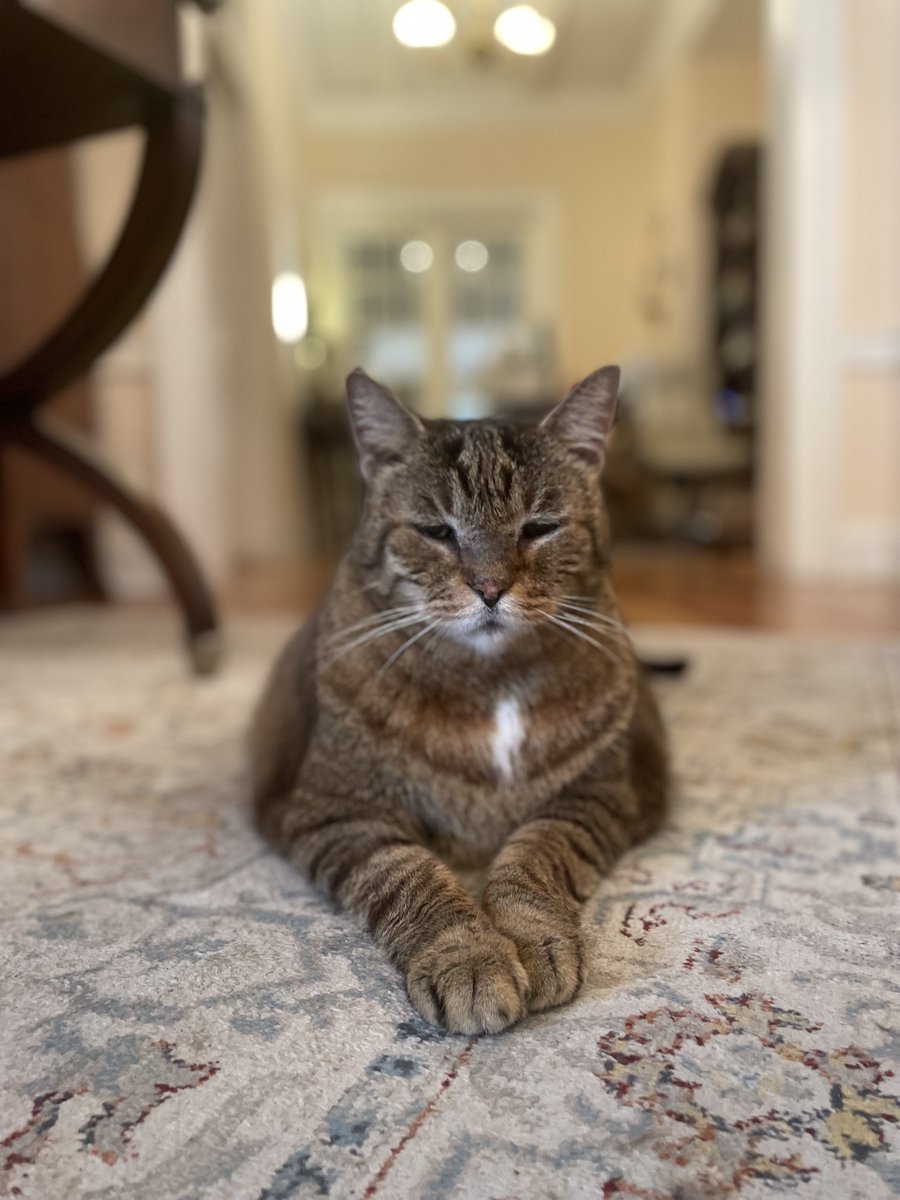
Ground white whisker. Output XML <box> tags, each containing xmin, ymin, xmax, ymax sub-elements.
<box><xmin>324</xmin><ymin>605</ymin><xmax>421</xmax><ymax>644</ymax></box>
<box><xmin>554</xmin><ymin>613</ymin><xmax>632</xmax><ymax>661</ymax></box>
<box><xmin>559</xmin><ymin>597</ymin><xmax>620</xmax><ymax>618</ymax></box>
<box><xmin>537</xmin><ymin>612</ymin><xmax>625</xmax><ymax>667</ymax></box>
<box><xmin>539</xmin><ymin>613</ymin><xmax>600</xmax><ymax>659</ymax></box>
<box><xmin>559</xmin><ymin>600</ymin><xmax>625</xmax><ymax>623</ymax></box>
<box><xmin>378</xmin><ymin>620</ymin><xmax>441</xmax><ymax>675</ymax></box>
<box><xmin>323</xmin><ymin>615</ymin><xmax>427</xmax><ymax>664</ymax></box>
<box><xmin>557</xmin><ymin>608</ymin><xmax>626</xmax><ymax>634</ymax></box>
<box><xmin>557</xmin><ymin>603</ymin><xmax>631</xmax><ymax>638</ymax></box>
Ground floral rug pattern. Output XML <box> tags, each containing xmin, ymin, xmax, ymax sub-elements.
<box><xmin>0</xmin><ymin>610</ymin><xmax>898</xmax><ymax>1199</ymax></box>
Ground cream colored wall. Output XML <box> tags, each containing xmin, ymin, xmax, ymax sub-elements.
<box><xmin>72</xmin><ymin>131</ymin><xmax>169</xmax><ymax>598</ymax></box>
<box><xmin>202</xmin><ymin>0</ymin><xmax>311</xmax><ymax>566</ymax></box>
<box><xmin>295</xmin><ymin>40</ymin><xmax>764</xmax><ymax>392</ymax></box>
<box><xmin>71</xmin><ymin>0</ymin><xmax>311</xmax><ymax>599</ymax></box>
<box><xmin>297</xmin><ymin>118</ymin><xmax>655</xmax><ymax>385</ymax></box>
<box><xmin>842</xmin><ymin>0</ymin><xmax>900</xmax><ymax>340</ymax></box>
<box><xmin>836</xmin><ymin>0</ymin><xmax>900</xmax><ymax>570</ymax></box>
<box><xmin>644</xmin><ymin>51</ymin><xmax>766</xmax><ymax>370</ymax></box>
<box><xmin>837</xmin><ymin>378</ymin><xmax>900</xmax><ymax>523</ymax></box>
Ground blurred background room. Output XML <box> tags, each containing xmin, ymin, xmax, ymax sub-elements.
<box><xmin>1</xmin><ymin>0</ymin><xmax>898</xmax><ymax>654</ymax></box>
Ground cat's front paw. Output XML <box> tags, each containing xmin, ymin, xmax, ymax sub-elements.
<box><xmin>485</xmin><ymin>904</ymin><xmax>586</xmax><ymax>1013</ymax></box>
<box><xmin>405</xmin><ymin>924</ymin><xmax>528</xmax><ymax>1035</ymax></box>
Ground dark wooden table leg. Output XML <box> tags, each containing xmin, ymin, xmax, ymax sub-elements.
<box><xmin>1</xmin><ymin>95</ymin><xmax>223</xmax><ymax>673</ymax></box>
<box><xmin>5</xmin><ymin>414</ymin><xmax>221</xmax><ymax>675</ymax></box>
<box><xmin>0</xmin><ymin>98</ymin><xmax>205</xmax><ymax>414</ymax></box>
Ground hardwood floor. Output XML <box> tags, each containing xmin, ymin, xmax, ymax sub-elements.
<box><xmin>610</xmin><ymin>547</ymin><xmax>900</xmax><ymax>633</ymax></box>
<box><xmin>225</xmin><ymin>548</ymin><xmax>900</xmax><ymax>635</ymax></box>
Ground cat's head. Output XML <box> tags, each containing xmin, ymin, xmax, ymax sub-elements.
<box><xmin>346</xmin><ymin>367</ymin><xmax>619</xmax><ymax>652</ymax></box>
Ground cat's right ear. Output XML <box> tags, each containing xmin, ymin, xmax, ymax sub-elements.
<box><xmin>541</xmin><ymin>365</ymin><xmax>620</xmax><ymax>470</ymax></box>
<box><xmin>346</xmin><ymin>369</ymin><xmax>422</xmax><ymax>480</ymax></box>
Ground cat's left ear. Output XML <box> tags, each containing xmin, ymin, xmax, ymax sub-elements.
<box><xmin>346</xmin><ymin>369</ymin><xmax>423</xmax><ymax>480</ymax></box>
<box><xmin>541</xmin><ymin>365</ymin><xmax>620</xmax><ymax>469</ymax></box>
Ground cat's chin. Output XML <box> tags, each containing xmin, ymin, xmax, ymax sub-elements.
<box><xmin>463</xmin><ymin>626</ymin><xmax>512</xmax><ymax>655</ymax></box>
<box><xmin>443</xmin><ymin>615</ymin><xmax>517</xmax><ymax>655</ymax></box>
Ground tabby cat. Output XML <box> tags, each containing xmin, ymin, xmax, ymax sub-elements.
<box><xmin>249</xmin><ymin>366</ymin><xmax>669</xmax><ymax>1034</ymax></box>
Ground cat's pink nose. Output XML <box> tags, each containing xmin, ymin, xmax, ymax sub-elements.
<box><xmin>470</xmin><ymin>578</ymin><xmax>507</xmax><ymax>610</ymax></box>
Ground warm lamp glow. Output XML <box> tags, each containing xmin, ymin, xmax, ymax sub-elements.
<box><xmin>399</xmin><ymin>240</ymin><xmax>435</xmax><ymax>273</ymax></box>
<box><xmin>493</xmin><ymin>5</ymin><xmax>556</xmax><ymax>56</ymax></box>
<box><xmin>454</xmin><ymin>240</ymin><xmax>489</xmax><ymax>272</ymax></box>
<box><xmin>271</xmin><ymin>272</ymin><xmax>308</xmax><ymax>344</ymax></box>
<box><xmin>393</xmin><ymin>0</ymin><xmax>456</xmax><ymax>48</ymax></box>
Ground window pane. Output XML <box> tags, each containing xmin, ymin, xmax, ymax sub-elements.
<box><xmin>446</xmin><ymin>234</ymin><xmax>535</xmax><ymax>416</ymax></box>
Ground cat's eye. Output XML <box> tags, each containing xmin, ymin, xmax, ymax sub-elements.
<box><xmin>521</xmin><ymin>521</ymin><xmax>561</xmax><ymax>541</ymax></box>
<box><xmin>413</xmin><ymin>523</ymin><xmax>457</xmax><ymax>545</ymax></box>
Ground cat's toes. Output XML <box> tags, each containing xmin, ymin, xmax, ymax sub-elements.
<box><xmin>486</xmin><ymin>906</ymin><xmax>586</xmax><ymax>1012</ymax></box>
<box><xmin>405</xmin><ymin>926</ymin><xmax>528</xmax><ymax>1035</ymax></box>
<box><xmin>514</xmin><ymin>927</ymin><xmax>586</xmax><ymax>1011</ymax></box>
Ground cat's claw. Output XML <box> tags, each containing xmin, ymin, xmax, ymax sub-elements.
<box><xmin>405</xmin><ymin>925</ymin><xmax>529</xmax><ymax>1034</ymax></box>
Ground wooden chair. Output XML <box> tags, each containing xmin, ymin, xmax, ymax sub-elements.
<box><xmin>0</xmin><ymin>0</ymin><xmax>220</xmax><ymax>672</ymax></box>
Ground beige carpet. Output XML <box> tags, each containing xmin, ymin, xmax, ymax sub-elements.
<box><xmin>1</xmin><ymin>608</ymin><xmax>898</xmax><ymax>1200</ymax></box>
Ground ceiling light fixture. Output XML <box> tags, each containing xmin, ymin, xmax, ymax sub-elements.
<box><xmin>399</xmin><ymin>240</ymin><xmax>435</xmax><ymax>273</ymax></box>
<box><xmin>493</xmin><ymin>5</ymin><xmax>556</xmax><ymax>56</ymax></box>
<box><xmin>454</xmin><ymin>240</ymin><xmax>489</xmax><ymax>272</ymax></box>
<box><xmin>392</xmin><ymin>0</ymin><xmax>456</xmax><ymax>49</ymax></box>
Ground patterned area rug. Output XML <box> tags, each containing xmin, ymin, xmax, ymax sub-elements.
<box><xmin>1</xmin><ymin>609</ymin><xmax>898</xmax><ymax>1200</ymax></box>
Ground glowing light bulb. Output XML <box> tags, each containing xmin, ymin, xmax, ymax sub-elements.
<box><xmin>493</xmin><ymin>5</ymin><xmax>556</xmax><ymax>56</ymax></box>
<box><xmin>454</xmin><ymin>240</ymin><xmax>489</xmax><ymax>272</ymax></box>
<box><xmin>393</xmin><ymin>0</ymin><xmax>456</xmax><ymax>49</ymax></box>
<box><xmin>399</xmin><ymin>240</ymin><xmax>434</xmax><ymax>273</ymax></box>
<box><xmin>271</xmin><ymin>273</ymin><xmax>308</xmax><ymax>344</ymax></box>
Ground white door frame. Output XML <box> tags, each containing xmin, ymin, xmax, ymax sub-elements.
<box><xmin>760</xmin><ymin>0</ymin><xmax>900</xmax><ymax>581</ymax></box>
<box><xmin>758</xmin><ymin>0</ymin><xmax>844</xmax><ymax>579</ymax></box>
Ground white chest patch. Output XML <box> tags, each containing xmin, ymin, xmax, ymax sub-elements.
<box><xmin>491</xmin><ymin>697</ymin><xmax>525</xmax><ymax>781</ymax></box>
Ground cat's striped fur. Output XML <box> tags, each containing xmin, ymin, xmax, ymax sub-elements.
<box><xmin>250</xmin><ymin>366</ymin><xmax>669</xmax><ymax>1033</ymax></box>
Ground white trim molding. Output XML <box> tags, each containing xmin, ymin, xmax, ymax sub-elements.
<box><xmin>759</xmin><ymin>0</ymin><xmax>845</xmax><ymax>578</ymax></box>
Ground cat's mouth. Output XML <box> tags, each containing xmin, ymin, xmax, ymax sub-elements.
<box><xmin>444</xmin><ymin>602</ymin><xmax>518</xmax><ymax>652</ymax></box>
<box><xmin>472</xmin><ymin>602</ymin><xmax>510</xmax><ymax>631</ymax></box>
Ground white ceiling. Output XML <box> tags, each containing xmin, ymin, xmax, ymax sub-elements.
<box><xmin>275</xmin><ymin>0</ymin><xmax>761</xmax><ymax>128</ymax></box>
